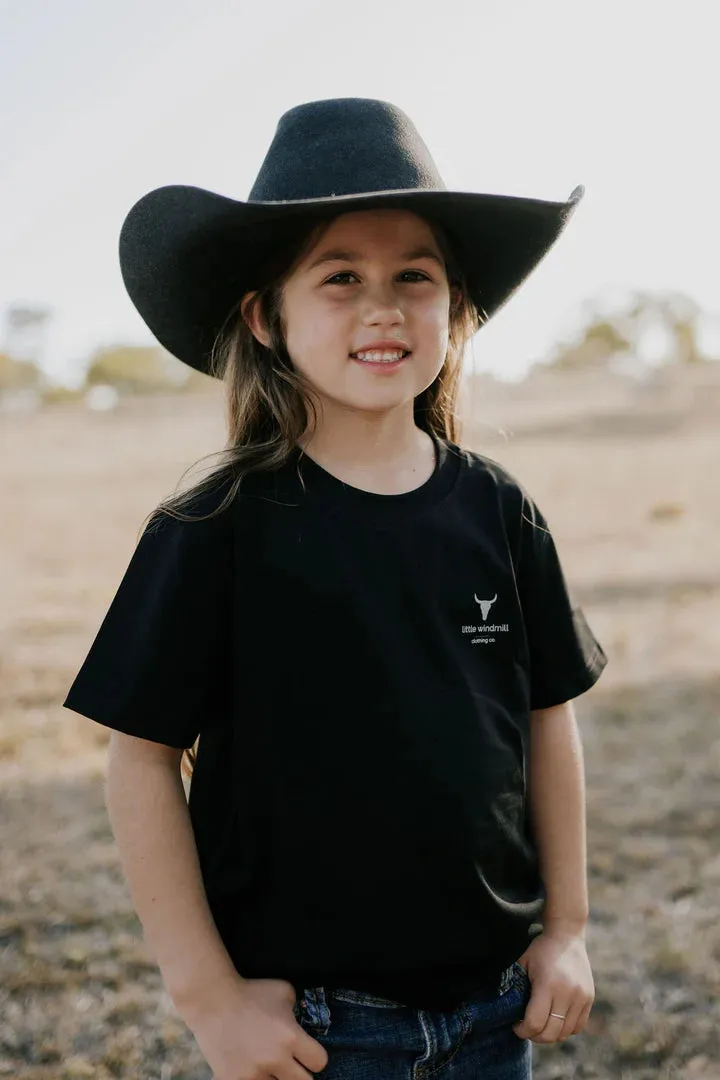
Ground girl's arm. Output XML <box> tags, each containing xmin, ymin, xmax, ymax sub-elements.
<box><xmin>513</xmin><ymin>699</ymin><xmax>596</xmax><ymax>1044</ymax></box>
<box><xmin>527</xmin><ymin>700</ymin><xmax>589</xmax><ymax>935</ymax></box>
<box><xmin>105</xmin><ymin>731</ymin><xmax>243</xmax><ymax>1014</ymax></box>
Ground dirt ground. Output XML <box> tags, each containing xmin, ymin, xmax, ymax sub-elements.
<box><xmin>1</xmin><ymin>369</ymin><xmax>719</xmax><ymax>1079</ymax></box>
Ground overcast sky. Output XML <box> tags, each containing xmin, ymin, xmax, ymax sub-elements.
<box><xmin>1</xmin><ymin>0</ymin><xmax>719</xmax><ymax>385</ymax></box>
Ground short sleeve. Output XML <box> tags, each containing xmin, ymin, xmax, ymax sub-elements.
<box><xmin>515</xmin><ymin>492</ymin><xmax>607</xmax><ymax>710</ymax></box>
<box><xmin>63</xmin><ymin>488</ymin><xmax>234</xmax><ymax>749</ymax></box>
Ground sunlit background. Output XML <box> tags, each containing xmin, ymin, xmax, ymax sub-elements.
<box><xmin>3</xmin><ymin>4</ymin><xmax>720</xmax><ymax>1078</ymax></box>
<box><xmin>2</xmin><ymin>0</ymin><xmax>719</xmax><ymax>392</ymax></box>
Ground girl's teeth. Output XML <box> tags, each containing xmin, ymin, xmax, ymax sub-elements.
<box><xmin>354</xmin><ymin>351</ymin><xmax>406</xmax><ymax>362</ymax></box>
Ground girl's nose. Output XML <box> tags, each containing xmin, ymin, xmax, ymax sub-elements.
<box><xmin>361</xmin><ymin>290</ymin><xmax>405</xmax><ymax>323</ymax></box>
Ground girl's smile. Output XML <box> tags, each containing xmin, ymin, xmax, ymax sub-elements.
<box><xmin>350</xmin><ymin>349</ymin><xmax>410</xmax><ymax>371</ymax></box>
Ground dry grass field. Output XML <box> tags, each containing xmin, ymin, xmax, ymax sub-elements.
<box><xmin>1</xmin><ymin>367</ymin><xmax>719</xmax><ymax>1079</ymax></box>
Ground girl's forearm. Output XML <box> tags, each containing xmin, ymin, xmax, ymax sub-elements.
<box><xmin>105</xmin><ymin>738</ymin><xmax>242</xmax><ymax>1012</ymax></box>
<box><xmin>528</xmin><ymin>701</ymin><xmax>590</xmax><ymax>935</ymax></box>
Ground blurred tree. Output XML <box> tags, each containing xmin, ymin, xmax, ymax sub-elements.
<box><xmin>85</xmin><ymin>345</ymin><xmax>189</xmax><ymax>394</ymax></box>
<box><xmin>41</xmin><ymin>384</ymin><xmax>86</xmax><ymax>405</ymax></box>
<box><xmin>626</xmin><ymin>290</ymin><xmax>703</xmax><ymax>365</ymax></box>
<box><xmin>181</xmin><ymin>366</ymin><xmax>221</xmax><ymax>393</ymax></box>
<box><xmin>545</xmin><ymin>290</ymin><xmax>705</xmax><ymax>371</ymax></box>
<box><xmin>0</xmin><ymin>351</ymin><xmax>42</xmax><ymax>390</ymax></box>
<box><xmin>547</xmin><ymin>319</ymin><xmax>632</xmax><ymax>371</ymax></box>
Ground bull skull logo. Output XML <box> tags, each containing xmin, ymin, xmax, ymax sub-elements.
<box><xmin>474</xmin><ymin>592</ymin><xmax>497</xmax><ymax>622</ymax></box>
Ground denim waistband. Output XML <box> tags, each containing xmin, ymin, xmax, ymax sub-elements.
<box><xmin>294</xmin><ymin>961</ymin><xmax>517</xmax><ymax>1021</ymax></box>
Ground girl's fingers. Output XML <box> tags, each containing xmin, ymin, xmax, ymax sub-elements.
<box><xmin>517</xmin><ymin>996</ymin><xmax>579</xmax><ymax>1044</ymax></box>
<box><xmin>571</xmin><ymin>1000</ymin><xmax>593</xmax><ymax>1035</ymax></box>
<box><xmin>513</xmin><ymin>984</ymin><xmax>553</xmax><ymax>1040</ymax></box>
<box><xmin>556</xmin><ymin>1001</ymin><xmax>584</xmax><ymax>1042</ymax></box>
<box><xmin>515</xmin><ymin>987</ymin><xmax>592</xmax><ymax>1043</ymax></box>
<box><xmin>553</xmin><ymin>997</ymin><xmax>593</xmax><ymax>1042</ymax></box>
<box><xmin>538</xmin><ymin>1002</ymin><xmax>573</xmax><ymax>1043</ymax></box>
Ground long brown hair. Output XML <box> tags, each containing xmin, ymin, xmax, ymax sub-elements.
<box><xmin>140</xmin><ymin>209</ymin><xmax>485</xmax><ymax>781</ymax></box>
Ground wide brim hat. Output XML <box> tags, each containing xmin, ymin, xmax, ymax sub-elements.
<box><xmin>119</xmin><ymin>98</ymin><xmax>584</xmax><ymax>376</ymax></box>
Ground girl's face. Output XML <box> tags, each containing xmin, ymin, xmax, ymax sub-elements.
<box><xmin>245</xmin><ymin>208</ymin><xmax>456</xmax><ymax>425</ymax></box>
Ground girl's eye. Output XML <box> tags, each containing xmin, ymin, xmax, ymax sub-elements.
<box><xmin>325</xmin><ymin>270</ymin><xmax>430</xmax><ymax>285</ymax></box>
<box><xmin>325</xmin><ymin>272</ymin><xmax>356</xmax><ymax>285</ymax></box>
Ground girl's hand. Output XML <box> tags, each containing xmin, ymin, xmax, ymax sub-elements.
<box><xmin>181</xmin><ymin>975</ymin><xmax>329</xmax><ymax>1079</ymax></box>
<box><xmin>512</xmin><ymin>929</ymin><xmax>595</xmax><ymax>1044</ymax></box>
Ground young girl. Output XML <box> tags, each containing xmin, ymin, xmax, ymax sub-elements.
<box><xmin>64</xmin><ymin>98</ymin><xmax>607</xmax><ymax>1080</ymax></box>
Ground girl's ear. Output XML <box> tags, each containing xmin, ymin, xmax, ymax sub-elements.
<box><xmin>241</xmin><ymin>291</ymin><xmax>271</xmax><ymax>349</ymax></box>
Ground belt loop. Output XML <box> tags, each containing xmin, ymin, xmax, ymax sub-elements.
<box><xmin>303</xmin><ymin>986</ymin><xmax>331</xmax><ymax>1034</ymax></box>
<box><xmin>500</xmin><ymin>963</ymin><xmax>515</xmax><ymax>994</ymax></box>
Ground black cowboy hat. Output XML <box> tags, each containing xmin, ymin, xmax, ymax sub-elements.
<box><xmin>119</xmin><ymin>97</ymin><xmax>584</xmax><ymax>376</ymax></box>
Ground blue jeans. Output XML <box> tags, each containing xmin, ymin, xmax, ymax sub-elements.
<box><xmin>292</xmin><ymin>961</ymin><xmax>533</xmax><ymax>1078</ymax></box>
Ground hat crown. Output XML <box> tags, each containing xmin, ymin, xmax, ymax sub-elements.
<box><xmin>248</xmin><ymin>98</ymin><xmax>446</xmax><ymax>203</ymax></box>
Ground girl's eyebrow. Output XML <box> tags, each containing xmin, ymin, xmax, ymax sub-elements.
<box><xmin>307</xmin><ymin>246</ymin><xmax>444</xmax><ymax>271</ymax></box>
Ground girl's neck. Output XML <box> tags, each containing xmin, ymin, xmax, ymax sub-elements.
<box><xmin>297</xmin><ymin>427</ymin><xmax>437</xmax><ymax>496</ymax></box>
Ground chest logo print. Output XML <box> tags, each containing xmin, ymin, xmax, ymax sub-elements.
<box><xmin>462</xmin><ymin>592</ymin><xmax>510</xmax><ymax>644</ymax></box>
<box><xmin>474</xmin><ymin>592</ymin><xmax>498</xmax><ymax>622</ymax></box>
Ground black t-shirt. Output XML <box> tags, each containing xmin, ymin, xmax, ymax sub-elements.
<box><xmin>64</xmin><ymin>431</ymin><xmax>607</xmax><ymax>1010</ymax></box>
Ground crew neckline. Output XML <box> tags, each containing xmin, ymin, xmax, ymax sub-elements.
<box><xmin>287</xmin><ymin>430</ymin><xmax>463</xmax><ymax>520</ymax></box>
